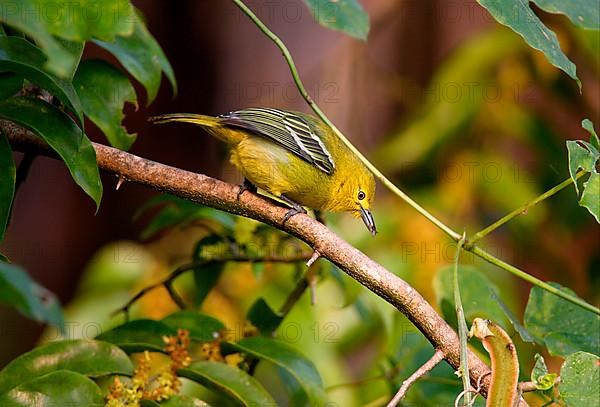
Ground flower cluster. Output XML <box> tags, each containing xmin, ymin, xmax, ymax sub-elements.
<box><xmin>164</xmin><ymin>329</ymin><xmax>193</xmax><ymax>370</ymax></box>
<box><xmin>105</xmin><ymin>330</ymin><xmax>192</xmax><ymax>406</ymax></box>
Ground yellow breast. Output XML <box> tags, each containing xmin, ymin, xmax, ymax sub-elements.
<box><xmin>229</xmin><ymin>136</ymin><xmax>336</xmax><ymax>211</ymax></box>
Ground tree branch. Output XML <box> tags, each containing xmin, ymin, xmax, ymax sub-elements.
<box><xmin>5</xmin><ymin>121</ymin><xmax>529</xmax><ymax>404</ymax></box>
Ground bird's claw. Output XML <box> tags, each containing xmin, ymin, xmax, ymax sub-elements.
<box><xmin>279</xmin><ymin>194</ymin><xmax>307</xmax><ymax>225</ymax></box>
<box><xmin>282</xmin><ymin>206</ymin><xmax>307</xmax><ymax>224</ymax></box>
<box><xmin>237</xmin><ymin>178</ymin><xmax>257</xmax><ymax>201</ymax></box>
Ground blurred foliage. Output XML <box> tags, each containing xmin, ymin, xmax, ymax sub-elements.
<box><xmin>0</xmin><ymin>0</ymin><xmax>599</xmax><ymax>406</ymax></box>
<box><xmin>304</xmin><ymin>0</ymin><xmax>369</xmax><ymax>41</ymax></box>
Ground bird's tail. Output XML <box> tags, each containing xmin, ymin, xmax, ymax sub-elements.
<box><xmin>150</xmin><ymin>113</ymin><xmax>246</xmax><ymax>144</ymax></box>
<box><xmin>149</xmin><ymin>113</ymin><xmax>221</xmax><ymax>128</ymax></box>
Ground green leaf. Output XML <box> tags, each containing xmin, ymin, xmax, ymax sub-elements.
<box><xmin>559</xmin><ymin>351</ymin><xmax>600</xmax><ymax>405</ymax></box>
<box><xmin>580</xmin><ymin>172</ymin><xmax>600</xmax><ymax>222</ymax></box>
<box><xmin>0</xmin><ymin>37</ymin><xmax>84</xmax><ymax>123</ymax></box>
<box><xmin>143</xmin><ymin>396</ymin><xmax>212</xmax><ymax>407</ymax></box>
<box><xmin>0</xmin><ymin>1</ymin><xmax>77</xmax><ymax>78</ymax></box>
<box><xmin>94</xmin><ymin>10</ymin><xmax>177</xmax><ymax>103</ymax></box>
<box><xmin>139</xmin><ymin>199</ymin><xmax>200</xmax><ymax>240</ymax></box>
<box><xmin>178</xmin><ymin>361</ymin><xmax>276</xmax><ymax>406</ymax></box>
<box><xmin>191</xmin><ymin>234</ymin><xmax>230</xmax><ymax>306</ymax></box>
<box><xmin>221</xmin><ymin>337</ymin><xmax>326</xmax><ymax>405</ymax></box>
<box><xmin>56</xmin><ymin>38</ymin><xmax>85</xmax><ymax>80</ymax></box>
<box><xmin>0</xmin><ymin>261</ymin><xmax>63</xmax><ymax>329</ymax></box>
<box><xmin>329</xmin><ymin>264</ymin><xmax>362</xmax><ymax>307</ymax></box>
<box><xmin>531</xmin><ymin>0</ymin><xmax>600</xmax><ymax>30</ymax></box>
<box><xmin>193</xmin><ymin>260</ymin><xmax>225</xmax><ymax>307</ymax></box>
<box><xmin>247</xmin><ymin>298</ymin><xmax>283</xmax><ymax>335</ymax></box>
<box><xmin>476</xmin><ymin>0</ymin><xmax>579</xmax><ymax>86</ymax></box>
<box><xmin>582</xmin><ymin>119</ymin><xmax>600</xmax><ymax>150</ymax></box>
<box><xmin>0</xmin><ymin>370</ymin><xmax>104</xmax><ymax>406</ymax></box>
<box><xmin>433</xmin><ymin>265</ymin><xmax>507</xmax><ymax>328</ymax></box>
<box><xmin>567</xmin><ymin>140</ymin><xmax>598</xmax><ymax>195</ymax></box>
<box><xmin>161</xmin><ymin>396</ymin><xmax>212</xmax><ymax>407</ymax></box>
<box><xmin>233</xmin><ymin>217</ymin><xmax>260</xmax><ymax>246</ymax></box>
<box><xmin>0</xmin><ymin>131</ymin><xmax>15</xmax><ymax>242</ymax></box>
<box><xmin>51</xmin><ymin>0</ymin><xmax>135</xmax><ymax>41</ymax></box>
<box><xmin>0</xmin><ymin>72</ymin><xmax>23</xmax><ymax>99</ymax></box>
<box><xmin>0</xmin><ymin>97</ymin><xmax>102</xmax><ymax>208</ymax></box>
<box><xmin>73</xmin><ymin>59</ymin><xmax>137</xmax><ymax>150</ymax></box>
<box><xmin>162</xmin><ymin>311</ymin><xmax>225</xmax><ymax>342</ymax></box>
<box><xmin>136</xmin><ymin>195</ymin><xmax>234</xmax><ymax>240</ymax></box>
<box><xmin>524</xmin><ymin>283</ymin><xmax>600</xmax><ymax>357</ymax></box>
<box><xmin>0</xmin><ymin>340</ymin><xmax>133</xmax><ymax>394</ymax></box>
<box><xmin>531</xmin><ymin>354</ymin><xmax>557</xmax><ymax>391</ymax></box>
<box><xmin>17</xmin><ymin>0</ymin><xmax>135</xmax><ymax>42</ymax></box>
<box><xmin>96</xmin><ymin>319</ymin><xmax>176</xmax><ymax>353</ymax></box>
<box><xmin>304</xmin><ymin>0</ymin><xmax>369</xmax><ymax>41</ymax></box>
<box><xmin>567</xmin><ymin>120</ymin><xmax>599</xmax><ymax>222</ymax></box>
<box><xmin>1</xmin><ymin>0</ymin><xmax>135</xmax><ymax>78</ymax></box>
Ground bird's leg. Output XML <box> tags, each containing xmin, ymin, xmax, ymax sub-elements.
<box><xmin>279</xmin><ymin>194</ymin><xmax>307</xmax><ymax>224</ymax></box>
<box><xmin>237</xmin><ymin>178</ymin><xmax>257</xmax><ymax>200</ymax></box>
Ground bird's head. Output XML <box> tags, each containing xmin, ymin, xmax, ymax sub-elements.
<box><xmin>330</xmin><ymin>169</ymin><xmax>377</xmax><ymax>236</ymax></box>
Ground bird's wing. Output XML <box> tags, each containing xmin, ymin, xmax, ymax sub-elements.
<box><xmin>219</xmin><ymin>108</ymin><xmax>335</xmax><ymax>174</ymax></box>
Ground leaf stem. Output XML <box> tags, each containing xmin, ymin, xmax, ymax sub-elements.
<box><xmin>453</xmin><ymin>234</ymin><xmax>471</xmax><ymax>406</ymax></box>
<box><xmin>471</xmin><ymin>172</ymin><xmax>586</xmax><ymax>243</ymax></box>
<box><xmin>469</xmin><ymin>245</ymin><xmax>598</xmax><ymax>315</ymax></box>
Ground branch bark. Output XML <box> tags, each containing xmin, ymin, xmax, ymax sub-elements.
<box><xmin>4</xmin><ymin>121</ymin><xmax>526</xmax><ymax>404</ymax></box>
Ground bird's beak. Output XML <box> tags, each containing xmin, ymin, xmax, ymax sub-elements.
<box><xmin>359</xmin><ymin>204</ymin><xmax>377</xmax><ymax>236</ymax></box>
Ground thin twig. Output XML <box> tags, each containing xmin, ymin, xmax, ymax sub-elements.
<box><xmin>469</xmin><ymin>245</ymin><xmax>597</xmax><ymax>314</ymax></box>
<box><xmin>387</xmin><ymin>349</ymin><xmax>445</xmax><ymax>406</ymax></box>
<box><xmin>229</xmin><ymin>0</ymin><xmax>599</xmax><ymax>317</ymax></box>
<box><xmin>519</xmin><ymin>376</ymin><xmax>560</xmax><ymax>393</ymax></box>
<box><xmin>278</xmin><ymin>255</ymin><xmax>320</xmax><ymax>316</ymax></box>
<box><xmin>113</xmin><ymin>260</ymin><xmax>198</xmax><ymax>318</ymax></box>
<box><xmin>471</xmin><ymin>173</ymin><xmax>586</xmax><ymax>243</ymax></box>
<box><xmin>114</xmin><ymin>252</ymin><xmax>313</xmax><ymax>318</ymax></box>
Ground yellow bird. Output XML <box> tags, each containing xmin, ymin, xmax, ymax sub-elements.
<box><xmin>150</xmin><ymin>108</ymin><xmax>377</xmax><ymax>235</ymax></box>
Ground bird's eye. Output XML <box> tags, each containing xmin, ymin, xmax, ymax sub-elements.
<box><xmin>357</xmin><ymin>190</ymin><xmax>366</xmax><ymax>200</ymax></box>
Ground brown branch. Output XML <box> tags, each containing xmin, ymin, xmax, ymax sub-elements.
<box><xmin>4</xmin><ymin>122</ymin><xmax>526</xmax><ymax>403</ymax></box>
<box><xmin>519</xmin><ymin>381</ymin><xmax>540</xmax><ymax>393</ymax></box>
<box><xmin>387</xmin><ymin>349</ymin><xmax>445</xmax><ymax>406</ymax></box>
<box><xmin>113</xmin><ymin>251</ymin><xmax>313</xmax><ymax>318</ymax></box>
